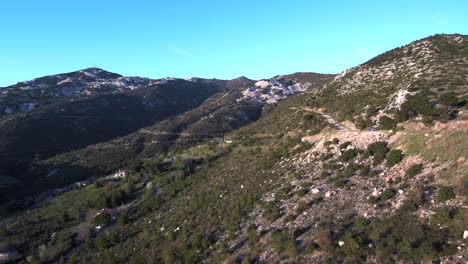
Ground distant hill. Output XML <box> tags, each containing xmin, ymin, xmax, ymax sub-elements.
<box><xmin>0</xmin><ymin>68</ymin><xmax>334</xmax><ymax>201</ymax></box>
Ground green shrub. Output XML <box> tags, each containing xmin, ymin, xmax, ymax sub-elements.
<box><xmin>379</xmin><ymin>116</ymin><xmax>396</xmax><ymax>130</ymax></box>
<box><xmin>94</xmin><ymin>236</ymin><xmax>109</xmax><ymax>249</ymax></box>
<box><xmin>341</xmin><ymin>234</ymin><xmax>361</xmax><ymax>257</ymax></box>
<box><xmin>334</xmin><ymin>179</ymin><xmax>348</xmax><ymax>189</ymax></box>
<box><xmin>262</xmin><ymin>202</ymin><xmax>282</xmax><ymax>222</ymax></box>
<box><xmin>406</xmin><ymin>164</ymin><xmax>423</xmax><ymax>177</ymax></box>
<box><xmin>340</xmin><ymin>149</ymin><xmax>358</xmax><ymax>162</ymax></box>
<box><xmin>373</xmin><ymin>151</ymin><xmax>386</xmax><ymax>166</ymax></box>
<box><xmin>275</xmin><ymin>187</ymin><xmax>292</xmax><ymax>201</ymax></box>
<box><xmin>304</xmin><ymin>243</ymin><xmax>319</xmax><ymax>254</ymax></box>
<box><xmin>320</xmin><ymin>170</ymin><xmax>330</xmax><ymax>178</ymax></box>
<box><xmin>344</xmin><ymin>162</ymin><xmax>359</xmax><ymax>177</ymax></box>
<box><xmin>117</xmin><ymin>212</ymin><xmax>128</xmax><ymax>226</ymax></box>
<box><xmin>367</xmin><ymin>142</ymin><xmax>389</xmax><ymax>166</ymax></box>
<box><xmin>323</xmin><ymin>162</ymin><xmax>342</xmax><ymax>171</ymax></box>
<box><xmin>332</xmin><ymin>138</ymin><xmax>340</xmax><ymax>144</ymax></box>
<box><xmin>296</xmin><ymin>189</ymin><xmax>307</xmax><ymax>197</ymax></box>
<box><xmin>283</xmin><ymin>215</ymin><xmax>295</xmax><ymax>224</ymax></box>
<box><xmin>368</xmin><ymin>196</ymin><xmax>378</xmax><ymax>204</ymax></box>
<box><xmin>360</xmin><ymin>165</ymin><xmax>371</xmax><ymax>177</ymax></box>
<box><xmin>380</xmin><ymin>188</ymin><xmax>396</xmax><ymax>201</ymax></box>
<box><xmin>354</xmin><ymin>217</ymin><xmax>368</xmax><ymax>228</ymax></box>
<box><xmin>437</xmin><ymin>186</ymin><xmax>456</xmax><ymax>202</ymax></box>
<box><xmin>369</xmin><ymin>210</ymin><xmax>457</xmax><ymax>262</ymax></box>
<box><xmin>320</xmin><ymin>153</ymin><xmax>334</xmax><ymax>161</ymax></box>
<box><xmin>296</xmin><ymin>200</ymin><xmax>309</xmax><ymax>214</ymax></box>
<box><xmin>339</xmin><ymin>141</ymin><xmax>352</xmax><ymax>150</ymax></box>
<box><xmin>438</xmin><ymin>92</ymin><xmax>458</xmax><ymax>106</ymax></box>
<box><xmin>367</xmin><ymin>141</ymin><xmax>389</xmax><ymax>156</ymax></box>
<box><xmin>247</xmin><ymin>226</ymin><xmax>260</xmax><ymax>252</ymax></box>
<box><xmin>268</xmin><ymin>230</ymin><xmax>298</xmax><ymax>256</ymax></box>
<box><xmin>386</xmin><ymin>149</ymin><xmax>403</xmax><ymax>167</ymax></box>
<box><xmin>92</xmin><ymin>212</ymin><xmax>111</xmax><ymax>226</ymax></box>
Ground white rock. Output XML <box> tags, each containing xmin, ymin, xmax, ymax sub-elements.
<box><xmin>255</xmin><ymin>80</ymin><xmax>270</xmax><ymax>88</ymax></box>
<box><xmin>311</xmin><ymin>188</ymin><xmax>320</xmax><ymax>194</ymax></box>
<box><xmin>338</xmin><ymin>241</ymin><xmax>345</xmax><ymax>247</ymax></box>
<box><xmin>463</xmin><ymin>230</ymin><xmax>468</xmax><ymax>240</ymax></box>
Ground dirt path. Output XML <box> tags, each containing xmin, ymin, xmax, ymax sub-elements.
<box><xmin>315</xmin><ymin>111</ymin><xmax>348</xmax><ymax>131</ymax></box>
<box><xmin>291</xmin><ymin>107</ymin><xmax>348</xmax><ymax>131</ymax></box>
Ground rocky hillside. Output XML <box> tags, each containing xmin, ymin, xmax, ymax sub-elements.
<box><xmin>313</xmin><ymin>34</ymin><xmax>468</xmax><ymax>124</ymax></box>
<box><xmin>0</xmin><ymin>34</ymin><xmax>466</xmax><ymax>264</ymax></box>
<box><xmin>0</xmin><ymin>69</ymin><xmax>333</xmax><ymax>204</ymax></box>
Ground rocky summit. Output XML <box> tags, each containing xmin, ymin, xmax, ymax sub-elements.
<box><xmin>0</xmin><ymin>34</ymin><xmax>466</xmax><ymax>264</ymax></box>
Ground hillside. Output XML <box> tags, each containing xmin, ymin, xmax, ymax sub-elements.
<box><xmin>0</xmin><ymin>70</ymin><xmax>334</xmax><ymax>205</ymax></box>
<box><xmin>0</xmin><ymin>34</ymin><xmax>466</xmax><ymax>264</ymax></box>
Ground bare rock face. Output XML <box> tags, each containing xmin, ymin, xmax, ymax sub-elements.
<box><xmin>238</xmin><ymin>79</ymin><xmax>310</xmax><ymax>104</ymax></box>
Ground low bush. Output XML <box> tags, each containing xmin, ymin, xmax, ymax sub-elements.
<box><xmin>92</xmin><ymin>212</ymin><xmax>111</xmax><ymax>226</ymax></box>
<box><xmin>354</xmin><ymin>217</ymin><xmax>368</xmax><ymax>228</ymax></box>
<box><xmin>379</xmin><ymin>116</ymin><xmax>396</xmax><ymax>130</ymax></box>
<box><xmin>296</xmin><ymin>200</ymin><xmax>309</xmax><ymax>214</ymax></box>
<box><xmin>380</xmin><ymin>188</ymin><xmax>396</xmax><ymax>201</ymax></box>
<box><xmin>269</xmin><ymin>230</ymin><xmax>297</xmax><ymax>255</ymax></box>
<box><xmin>386</xmin><ymin>149</ymin><xmax>403</xmax><ymax>167</ymax></box>
<box><xmin>339</xmin><ymin>141</ymin><xmax>352</xmax><ymax>150</ymax></box>
<box><xmin>340</xmin><ymin>149</ymin><xmax>358</xmax><ymax>162</ymax></box>
<box><xmin>304</xmin><ymin>243</ymin><xmax>319</xmax><ymax>254</ymax></box>
<box><xmin>262</xmin><ymin>202</ymin><xmax>282</xmax><ymax>222</ymax></box>
<box><xmin>406</xmin><ymin>164</ymin><xmax>423</xmax><ymax>177</ymax></box>
<box><xmin>437</xmin><ymin>186</ymin><xmax>456</xmax><ymax>202</ymax></box>
<box><xmin>367</xmin><ymin>141</ymin><xmax>389</xmax><ymax>156</ymax></box>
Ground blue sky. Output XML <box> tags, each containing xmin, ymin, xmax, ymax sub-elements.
<box><xmin>0</xmin><ymin>0</ymin><xmax>467</xmax><ymax>86</ymax></box>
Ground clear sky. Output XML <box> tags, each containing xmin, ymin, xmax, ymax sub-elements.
<box><xmin>0</xmin><ymin>0</ymin><xmax>467</xmax><ymax>86</ymax></box>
